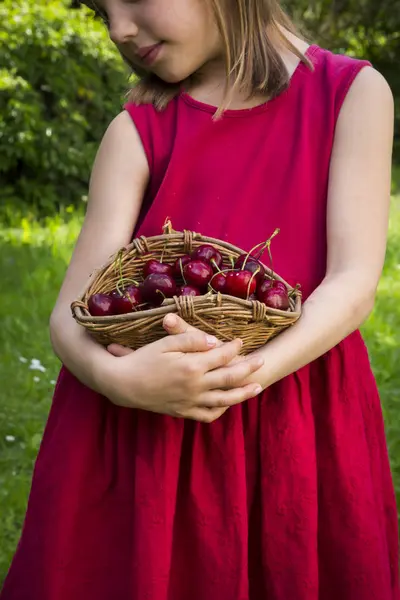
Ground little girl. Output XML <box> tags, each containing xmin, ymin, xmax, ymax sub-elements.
<box><xmin>1</xmin><ymin>1</ymin><xmax>398</xmax><ymax>599</ymax></box>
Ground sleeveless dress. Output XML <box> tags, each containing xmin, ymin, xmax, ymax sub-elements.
<box><xmin>1</xmin><ymin>45</ymin><xmax>399</xmax><ymax>600</ymax></box>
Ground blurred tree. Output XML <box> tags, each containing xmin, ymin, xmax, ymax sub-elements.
<box><xmin>0</xmin><ymin>0</ymin><xmax>128</xmax><ymax>221</ymax></box>
<box><xmin>0</xmin><ymin>0</ymin><xmax>399</xmax><ymax>221</ymax></box>
<box><xmin>290</xmin><ymin>0</ymin><xmax>400</xmax><ymax>142</ymax></box>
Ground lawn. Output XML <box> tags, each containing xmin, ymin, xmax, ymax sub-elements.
<box><xmin>1</xmin><ymin>186</ymin><xmax>400</xmax><ymax>584</ymax></box>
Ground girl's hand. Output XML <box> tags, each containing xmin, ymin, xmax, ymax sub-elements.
<box><xmin>103</xmin><ymin>329</ymin><xmax>264</xmax><ymax>423</ymax></box>
<box><xmin>108</xmin><ymin>313</ymin><xmax>244</xmax><ymax>366</ymax></box>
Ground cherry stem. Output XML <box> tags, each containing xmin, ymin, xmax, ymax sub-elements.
<box><xmin>266</xmin><ymin>241</ymin><xmax>274</xmax><ymax>279</ymax></box>
<box><xmin>208</xmin><ymin>269</ymin><xmax>230</xmax><ymax>293</ymax></box>
<box><xmin>252</xmin><ymin>228</ymin><xmax>281</xmax><ymax>262</ymax></box>
<box><xmin>288</xmin><ymin>283</ymin><xmax>301</xmax><ymax>298</ymax></box>
<box><xmin>241</xmin><ymin>241</ymin><xmax>266</xmax><ymax>271</ymax></box>
<box><xmin>113</xmin><ymin>249</ymin><xmax>124</xmax><ymax>281</ymax></box>
<box><xmin>156</xmin><ymin>289</ymin><xmax>166</xmax><ymax>301</ymax></box>
<box><xmin>211</xmin><ymin>259</ymin><xmax>222</xmax><ymax>273</ymax></box>
<box><xmin>229</xmin><ymin>256</ymin><xmax>235</xmax><ymax>268</ymax></box>
<box><xmin>179</xmin><ymin>258</ymin><xmax>187</xmax><ymax>285</ymax></box>
<box><xmin>246</xmin><ymin>268</ymin><xmax>260</xmax><ymax>299</ymax></box>
<box><xmin>116</xmin><ymin>277</ymin><xmax>139</xmax><ymax>296</ymax></box>
<box><xmin>257</xmin><ymin>228</ymin><xmax>280</xmax><ymax>276</ymax></box>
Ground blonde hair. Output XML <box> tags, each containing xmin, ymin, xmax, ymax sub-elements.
<box><xmin>124</xmin><ymin>0</ymin><xmax>313</xmax><ymax>115</ymax></box>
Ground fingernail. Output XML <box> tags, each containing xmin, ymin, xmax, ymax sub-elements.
<box><xmin>253</xmin><ymin>385</ymin><xmax>263</xmax><ymax>395</ymax></box>
<box><xmin>206</xmin><ymin>335</ymin><xmax>217</xmax><ymax>346</ymax></box>
<box><xmin>164</xmin><ymin>314</ymin><xmax>177</xmax><ymax>327</ymax></box>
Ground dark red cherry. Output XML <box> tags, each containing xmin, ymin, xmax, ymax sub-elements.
<box><xmin>191</xmin><ymin>245</ymin><xmax>223</xmax><ymax>271</ymax></box>
<box><xmin>173</xmin><ymin>255</ymin><xmax>192</xmax><ymax>278</ymax></box>
<box><xmin>183</xmin><ymin>260</ymin><xmax>213</xmax><ymax>290</ymax></box>
<box><xmin>258</xmin><ymin>283</ymin><xmax>289</xmax><ymax>310</ymax></box>
<box><xmin>141</xmin><ymin>273</ymin><xmax>177</xmax><ymax>307</ymax></box>
<box><xmin>143</xmin><ymin>260</ymin><xmax>173</xmax><ymax>278</ymax></box>
<box><xmin>225</xmin><ymin>270</ymin><xmax>257</xmax><ymax>299</ymax></box>
<box><xmin>234</xmin><ymin>255</ymin><xmax>265</xmax><ymax>284</ymax></box>
<box><xmin>88</xmin><ymin>293</ymin><xmax>114</xmax><ymax>316</ymax></box>
<box><xmin>111</xmin><ymin>285</ymin><xmax>142</xmax><ymax>314</ymax></box>
<box><xmin>178</xmin><ymin>285</ymin><xmax>201</xmax><ymax>297</ymax></box>
<box><xmin>209</xmin><ymin>271</ymin><xmax>228</xmax><ymax>293</ymax></box>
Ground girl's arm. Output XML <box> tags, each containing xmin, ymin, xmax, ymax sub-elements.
<box><xmin>246</xmin><ymin>66</ymin><xmax>394</xmax><ymax>391</ymax></box>
<box><xmin>160</xmin><ymin>67</ymin><xmax>394</xmax><ymax>397</ymax></box>
<box><xmin>49</xmin><ymin>111</ymin><xmax>149</xmax><ymax>392</ymax></box>
<box><xmin>50</xmin><ymin>111</ymin><xmax>262</xmax><ymax>420</ymax></box>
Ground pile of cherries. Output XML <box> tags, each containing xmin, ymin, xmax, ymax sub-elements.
<box><xmin>88</xmin><ymin>235</ymin><xmax>291</xmax><ymax>317</ymax></box>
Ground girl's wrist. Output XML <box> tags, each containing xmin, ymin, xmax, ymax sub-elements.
<box><xmin>91</xmin><ymin>352</ymin><xmax>119</xmax><ymax>397</ymax></box>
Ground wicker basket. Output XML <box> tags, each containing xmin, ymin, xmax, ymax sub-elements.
<box><xmin>71</xmin><ymin>221</ymin><xmax>302</xmax><ymax>355</ymax></box>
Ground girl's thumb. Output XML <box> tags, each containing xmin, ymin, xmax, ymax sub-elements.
<box><xmin>107</xmin><ymin>344</ymin><xmax>134</xmax><ymax>357</ymax></box>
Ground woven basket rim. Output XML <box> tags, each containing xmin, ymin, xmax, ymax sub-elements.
<box><xmin>71</xmin><ymin>229</ymin><xmax>302</xmax><ymax>324</ymax></box>
<box><xmin>72</xmin><ymin>292</ymin><xmax>301</xmax><ymax>324</ymax></box>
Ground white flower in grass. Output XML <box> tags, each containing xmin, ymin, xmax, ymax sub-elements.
<box><xmin>5</xmin><ymin>435</ymin><xmax>16</xmax><ymax>443</ymax></box>
<box><xmin>19</xmin><ymin>356</ymin><xmax>28</xmax><ymax>363</ymax></box>
<box><xmin>33</xmin><ymin>376</ymin><xmax>40</xmax><ymax>383</ymax></box>
<box><xmin>50</xmin><ymin>380</ymin><xmax>56</xmax><ymax>385</ymax></box>
<box><xmin>29</xmin><ymin>358</ymin><xmax>46</xmax><ymax>373</ymax></box>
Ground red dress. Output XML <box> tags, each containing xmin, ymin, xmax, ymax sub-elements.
<box><xmin>1</xmin><ymin>45</ymin><xmax>399</xmax><ymax>600</ymax></box>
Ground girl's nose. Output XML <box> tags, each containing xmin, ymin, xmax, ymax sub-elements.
<box><xmin>109</xmin><ymin>18</ymin><xmax>139</xmax><ymax>45</ymax></box>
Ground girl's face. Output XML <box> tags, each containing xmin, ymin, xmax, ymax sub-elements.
<box><xmin>92</xmin><ymin>0</ymin><xmax>222</xmax><ymax>83</ymax></box>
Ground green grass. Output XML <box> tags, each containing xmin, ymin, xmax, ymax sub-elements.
<box><xmin>0</xmin><ymin>210</ymin><xmax>82</xmax><ymax>581</ymax></box>
<box><xmin>1</xmin><ymin>191</ymin><xmax>400</xmax><ymax>585</ymax></box>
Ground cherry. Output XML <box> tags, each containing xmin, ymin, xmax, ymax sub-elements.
<box><xmin>248</xmin><ymin>293</ymin><xmax>257</xmax><ymax>301</ymax></box>
<box><xmin>234</xmin><ymin>255</ymin><xmax>265</xmax><ymax>284</ymax></box>
<box><xmin>141</xmin><ymin>273</ymin><xmax>177</xmax><ymax>307</ymax></box>
<box><xmin>178</xmin><ymin>284</ymin><xmax>201</xmax><ymax>297</ymax></box>
<box><xmin>111</xmin><ymin>285</ymin><xmax>142</xmax><ymax>314</ymax></box>
<box><xmin>258</xmin><ymin>283</ymin><xmax>289</xmax><ymax>310</ymax></box>
<box><xmin>209</xmin><ymin>271</ymin><xmax>228</xmax><ymax>294</ymax></box>
<box><xmin>173</xmin><ymin>255</ymin><xmax>192</xmax><ymax>278</ymax></box>
<box><xmin>191</xmin><ymin>244</ymin><xmax>223</xmax><ymax>271</ymax></box>
<box><xmin>257</xmin><ymin>279</ymin><xmax>286</xmax><ymax>300</ymax></box>
<box><xmin>183</xmin><ymin>260</ymin><xmax>213</xmax><ymax>290</ymax></box>
<box><xmin>143</xmin><ymin>259</ymin><xmax>173</xmax><ymax>278</ymax></box>
<box><xmin>226</xmin><ymin>270</ymin><xmax>257</xmax><ymax>299</ymax></box>
<box><xmin>274</xmin><ymin>280</ymin><xmax>287</xmax><ymax>291</ymax></box>
<box><xmin>88</xmin><ymin>293</ymin><xmax>114</xmax><ymax>316</ymax></box>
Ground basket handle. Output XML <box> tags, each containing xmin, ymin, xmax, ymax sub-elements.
<box><xmin>71</xmin><ymin>300</ymin><xmax>89</xmax><ymax>317</ymax></box>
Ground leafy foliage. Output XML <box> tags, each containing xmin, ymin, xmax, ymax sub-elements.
<box><xmin>0</xmin><ymin>0</ymin><xmax>128</xmax><ymax>220</ymax></box>
<box><xmin>290</xmin><ymin>0</ymin><xmax>400</xmax><ymax>142</ymax></box>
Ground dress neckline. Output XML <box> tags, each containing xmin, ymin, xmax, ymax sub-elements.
<box><xmin>180</xmin><ymin>44</ymin><xmax>319</xmax><ymax>117</ymax></box>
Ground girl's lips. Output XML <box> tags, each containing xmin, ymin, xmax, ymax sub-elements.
<box><xmin>137</xmin><ymin>43</ymin><xmax>163</xmax><ymax>66</ymax></box>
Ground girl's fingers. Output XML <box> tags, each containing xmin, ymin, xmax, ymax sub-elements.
<box><xmin>163</xmin><ymin>313</ymin><xmax>224</xmax><ymax>347</ymax></box>
<box><xmin>203</xmin><ymin>356</ymin><xmax>264</xmax><ymax>390</ymax></box>
<box><xmin>163</xmin><ymin>313</ymin><xmax>197</xmax><ymax>334</ymax></box>
<box><xmin>160</xmin><ymin>330</ymin><xmax>218</xmax><ymax>354</ymax></box>
<box><xmin>189</xmin><ymin>407</ymin><xmax>229</xmax><ymax>424</ymax></box>
<box><xmin>200</xmin><ymin>338</ymin><xmax>244</xmax><ymax>371</ymax></box>
<box><xmin>201</xmin><ymin>383</ymin><xmax>263</xmax><ymax>409</ymax></box>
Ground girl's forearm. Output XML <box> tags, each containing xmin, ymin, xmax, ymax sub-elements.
<box><xmin>250</xmin><ymin>272</ymin><xmax>376</xmax><ymax>390</ymax></box>
<box><xmin>49</xmin><ymin>306</ymin><xmax>113</xmax><ymax>394</ymax></box>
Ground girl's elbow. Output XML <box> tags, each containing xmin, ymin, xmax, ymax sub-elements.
<box><xmin>353</xmin><ymin>287</ymin><xmax>377</xmax><ymax>327</ymax></box>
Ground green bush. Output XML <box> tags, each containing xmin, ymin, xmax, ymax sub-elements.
<box><xmin>0</xmin><ymin>0</ymin><xmax>128</xmax><ymax>221</ymax></box>
<box><xmin>289</xmin><ymin>0</ymin><xmax>400</xmax><ymax>142</ymax></box>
